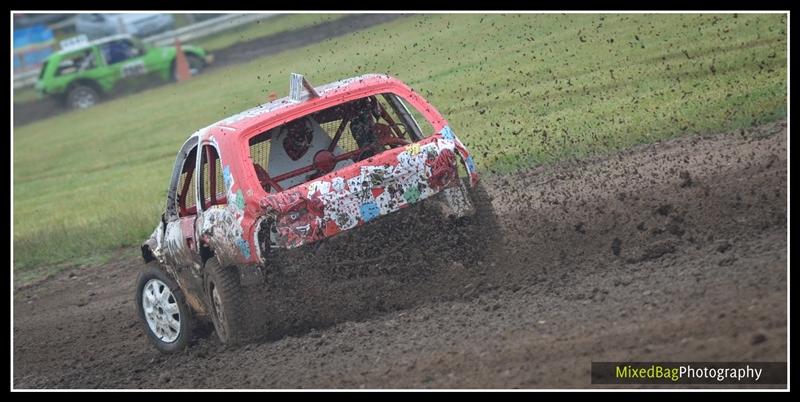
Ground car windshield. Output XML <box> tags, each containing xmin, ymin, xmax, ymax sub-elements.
<box><xmin>247</xmin><ymin>93</ymin><xmax>430</xmax><ymax>193</ymax></box>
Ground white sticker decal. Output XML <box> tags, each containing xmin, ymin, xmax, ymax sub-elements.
<box><xmin>121</xmin><ymin>60</ymin><xmax>147</xmax><ymax>78</ymax></box>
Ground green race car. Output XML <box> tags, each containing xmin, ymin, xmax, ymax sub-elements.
<box><xmin>35</xmin><ymin>34</ymin><xmax>213</xmax><ymax>109</ymax></box>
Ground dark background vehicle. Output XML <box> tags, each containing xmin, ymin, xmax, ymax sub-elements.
<box><xmin>13</xmin><ymin>13</ymin><xmax>73</xmax><ymax>29</ymax></box>
<box><xmin>75</xmin><ymin>13</ymin><xmax>175</xmax><ymax>39</ymax></box>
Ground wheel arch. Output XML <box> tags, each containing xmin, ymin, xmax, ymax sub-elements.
<box><xmin>66</xmin><ymin>78</ymin><xmax>103</xmax><ymax>94</ymax></box>
<box><xmin>199</xmin><ymin>242</ymin><xmax>216</xmax><ymax>266</ymax></box>
<box><xmin>169</xmin><ymin>50</ymin><xmax>206</xmax><ymax>81</ymax></box>
<box><xmin>141</xmin><ymin>243</ymin><xmax>156</xmax><ymax>263</ymax></box>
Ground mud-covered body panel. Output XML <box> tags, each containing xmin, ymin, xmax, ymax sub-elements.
<box><xmin>262</xmin><ymin>133</ymin><xmax>464</xmax><ymax>250</ymax></box>
<box><xmin>142</xmin><ymin>73</ymin><xmax>481</xmax><ymax>285</ymax></box>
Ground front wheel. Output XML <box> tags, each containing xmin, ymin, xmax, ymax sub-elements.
<box><xmin>66</xmin><ymin>84</ymin><xmax>99</xmax><ymax>109</ymax></box>
<box><xmin>135</xmin><ymin>263</ymin><xmax>194</xmax><ymax>353</ymax></box>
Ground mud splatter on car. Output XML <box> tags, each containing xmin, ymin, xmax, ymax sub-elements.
<box><xmin>137</xmin><ymin>73</ymin><xmax>498</xmax><ymax>351</ymax></box>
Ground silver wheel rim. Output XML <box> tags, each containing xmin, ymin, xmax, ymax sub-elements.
<box><xmin>188</xmin><ymin>56</ymin><xmax>202</xmax><ymax>75</ymax></box>
<box><xmin>72</xmin><ymin>88</ymin><xmax>96</xmax><ymax>109</ymax></box>
<box><xmin>142</xmin><ymin>279</ymin><xmax>181</xmax><ymax>343</ymax></box>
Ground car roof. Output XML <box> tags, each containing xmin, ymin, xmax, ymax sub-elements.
<box><xmin>52</xmin><ymin>34</ymin><xmax>137</xmax><ymax>57</ymax></box>
<box><xmin>192</xmin><ymin>73</ymin><xmax>416</xmax><ymax>142</ymax></box>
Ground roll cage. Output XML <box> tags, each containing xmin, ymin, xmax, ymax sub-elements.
<box><xmin>248</xmin><ymin>93</ymin><xmax>427</xmax><ymax>194</ymax></box>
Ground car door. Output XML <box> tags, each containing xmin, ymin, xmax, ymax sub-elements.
<box><xmin>195</xmin><ymin>142</ymin><xmax>239</xmax><ymax>261</ymax></box>
<box><xmin>47</xmin><ymin>47</ymin><xmax>105</xmax><ymax>94</ymax></box>
<box><xmin>134</xmin><ymin>38</ymin><xmax>173</xmax><ymax>82</ymax></box>
<box><xmin>97</xmin><ymin>37</ymin><xmax>151</xmax><ymax>92</ymax></box>
<box><xmin>162</xmin><ymin>138</ymin><xmax>203</xmax><ymax>277</ymax></box>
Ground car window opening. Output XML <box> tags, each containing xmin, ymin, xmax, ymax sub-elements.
<box><xmin>176</xmin><ymin>146</ymin><xmax>198</xmax><ymax>217</ymax></box>
<box><xmin>248</xmin><ymin>93</ymin><xmax>430</xmax><ymax>193</ymax></box>
<box><xmin>199</xmin><ymin>145</ymin><xmax>227</xmax><ymax>210</ymax></box>
<box><xmin>55</xmin><ymin>49</ymin><xmax>95</xmax><ymax>77</ymax></box>
<box><xmin>38</xmin><ymin>60</ymin><xmax>50</xmax><ymax>80</ymax></box>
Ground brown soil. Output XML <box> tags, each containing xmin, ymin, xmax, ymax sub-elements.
<box><xmin>13</xmin><ymin>14</ymin><xmax>405</xmax><ymax>128</ymax></box>
<box><xmin>13</xmin><ymin>120</ymin><xmax>787</xmax><ymax>389</ymax></box>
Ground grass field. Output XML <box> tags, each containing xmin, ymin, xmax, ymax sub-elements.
<box><xmin>13</xmin><ymin>13</ymin><xmax>787</xmax><ymax>281</ymax></box>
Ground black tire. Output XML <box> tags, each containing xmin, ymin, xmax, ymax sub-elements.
<box><xmin>203</xmin><ymin>258</ymin><xmax>247</xmax><ymax>345</ymax></box>
<box><xmin>465</xmin><ymin>179</ymin><xmax>498</xmax><ymax>227</ymax></box>
<box><xmin>465</xmin><ymin>179</ymin><xmax>500</xmax><ymax>231</ymax></box>
<box><xmin>172</xmin><ymin>53</ymin><xmax>206</xmax><ymax>81</ymax></box>
<box><xmin>438</xmin><ymin>177</ymin><xmax>498</xmax><ymax>223</ymax></box>
<box><xmin>135</xmin><ymin>263</ymin><xmax>194</xmax><ymax>353</ymax></box>
<box><xmin>447</xmin><ymin>178</ymin><xmax>502</xmax><ymax>262</ymax></box>
<box><xmin>66</xmin><ymin>84</ymin><xmax>100</xmax><ymax>109</ymax></box>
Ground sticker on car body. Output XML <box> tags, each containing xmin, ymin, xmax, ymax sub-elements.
<box><xmin>121</xmin><ymin>60</ymin><xmax>147</xmax><ymax>78</ymax></box>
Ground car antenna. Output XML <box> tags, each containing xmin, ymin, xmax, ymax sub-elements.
<box><xmin>289</xmin><ymin>73</ymin><xmax>320</xmax><ymax>102</ymax></box>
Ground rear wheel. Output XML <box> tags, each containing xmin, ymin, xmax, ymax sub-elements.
<box><xmin>203</xmin><ymin>258</ymin><xmax>247</xmax><ymax>345</ymax></box>
<box><xmin>172</xmin><ymin>53</ymin><xmax>206</xmax><ymax>81</ymax></box>
<box><xmin>437</xmin><ymin>177</ymin><xmax>501</xmax><ymax>262</ymax></box>
<box><xmin>461</xmin><ymin>179</ymin><xmax>500</xmax><ymax>232</ymax></box>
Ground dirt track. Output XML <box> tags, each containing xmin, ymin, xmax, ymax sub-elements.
<box><xmin>13</xmin><ymin>14</ymin><xmax>404</xmax><ymax>128</ymax></box>
<box><xmin>13</xmin><ymin>121</ymin><xmax>787</xmax><ymax>389</ymax></box>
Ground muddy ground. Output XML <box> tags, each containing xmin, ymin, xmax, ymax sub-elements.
<box><xmin>13</xmin><ymin>14</ymin><xmax>404</xmax><ymax>128</ymax></box>
<box><xmin>13</xmin><ymin>120</ymin><xmax>787</xmax><ymax>389</ymax></box>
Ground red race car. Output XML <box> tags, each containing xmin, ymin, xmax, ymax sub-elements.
<box><xmin>136</xmin><ymin>73</ymin><xmax>496</xmax><ymax>352</ymax></box>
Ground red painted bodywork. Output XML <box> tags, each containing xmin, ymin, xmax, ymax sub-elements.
<box><xmin>195</xmin><ymin>74</ymin><xmax>478</xmax><ymax>265</ymax></box>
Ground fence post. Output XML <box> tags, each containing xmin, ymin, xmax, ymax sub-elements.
<box><xmin>117</xmin><ymin>16</ymin><xmax>127</xmax><ymax>34</ymax></box>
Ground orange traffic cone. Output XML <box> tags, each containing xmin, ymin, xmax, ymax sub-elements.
<box><xmin>174</xmin><ymin>38</ymin><xmax>191</xmax><ymax>82</ymax></box>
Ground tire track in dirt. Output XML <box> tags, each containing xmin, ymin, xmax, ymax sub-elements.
<box><xmin>13</xmin><ymin>120</ymin><xmax>787</xmax><ymax>388</ymax></box>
